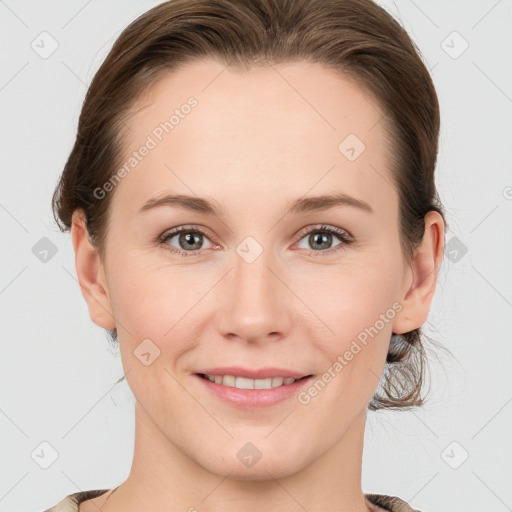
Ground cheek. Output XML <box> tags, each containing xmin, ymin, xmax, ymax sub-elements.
<box><xmin>296</xmin><ymin>256</ymin><xmax>400</xmax><ymax>374</ymax></box>
<box><xmin>105</xmin><ymin>253</ymin><xmax>210</xmax><ymax>351</ymax></box>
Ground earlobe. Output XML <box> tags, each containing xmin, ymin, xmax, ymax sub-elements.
<box><xmin>392</xmin><ymin>210</ymin><xmax>445</xmax><ymax>335</ymax></box>
<box><xmin>71</xmin><ymin>209</ymin><xmax>116</xmax><ymax>330</ymax></box>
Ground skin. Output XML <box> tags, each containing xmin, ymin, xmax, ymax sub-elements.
<box><xmin>72</xmin><ymin>59</ymin><xmax>444</xmax><ymax>512</ymax></box>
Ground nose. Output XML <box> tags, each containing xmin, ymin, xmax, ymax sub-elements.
<box><xmin>215</xmin><ymin>249</ymin><xmax>293</xmax><ymax>344</ymax></box>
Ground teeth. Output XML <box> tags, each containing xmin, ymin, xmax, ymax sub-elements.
<box><xmin>202</xmin><ymin>374</ymin><xmax>299</xmax><ymax>389</ymax></box>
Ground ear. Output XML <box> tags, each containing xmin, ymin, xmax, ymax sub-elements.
<box><xmin>70</xmin><ymin>209</ymin><xmax>116</xmax><ymax>330</ymax></box>
<box><xmin>392</xmin><ymin>210</ymin><xmax>445</xmax><ymax>334</ymax></box>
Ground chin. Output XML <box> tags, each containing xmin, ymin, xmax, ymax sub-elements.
<box><xmin>196</xmin><ymin>444</ymin><xmax>307</xmax><ymax>481</ymax></box>
<box><xmin>207</xmin><ymin>461</ymin><xmax>303</xmax><ymax>482</ymax></box>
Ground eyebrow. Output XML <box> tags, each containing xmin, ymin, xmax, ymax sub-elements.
<box><xmin>137</xmin><ymin>192</ymin><xmax>373</xmax><ymax>216</ymax></box>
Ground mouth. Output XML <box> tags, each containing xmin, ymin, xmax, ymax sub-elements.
<box><xmin>196</xmin><ymin>373</ymin><xmax>312</xmax><ymax>390</ymax></box>
<box><xmin>193</xmin><ymin>368</ymin><xmax>314</xmax><ymax>409</ymax></box>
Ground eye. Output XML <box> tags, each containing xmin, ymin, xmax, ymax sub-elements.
<box><xmin>158</xmin><ymin>223</ymin><xmax>354</xmax><ymax>258</ymax></box>
<box><xmin>159</xmin><ymin>226</ymin><xmax>215</xmax><ymax>256</ymax></box>
<box><xmin>295</xmin><ymin>224</ymin><xmax>354</xmax><ymax>255</ymax></box>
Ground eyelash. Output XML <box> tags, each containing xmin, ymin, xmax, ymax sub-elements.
<box><xmin>158</xmin><ymin>224</ymin><xmax>354</xmax><ymax>258</ymax></box>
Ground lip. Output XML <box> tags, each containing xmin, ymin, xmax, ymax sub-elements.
<box><xmin>194</xmin><ymin>367</ymin><xmax>310</xmax><ymax>380</ymax></box>
<box><xmin>193</xmin><ymin>370</ymin><xmax>314</xmax><ymax>409</ymax></box>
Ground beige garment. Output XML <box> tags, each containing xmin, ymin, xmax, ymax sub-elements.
<box><xmin>42</xmin><ymin>488</ymin><xmax>422</xmax><ymax>512</ymax></box>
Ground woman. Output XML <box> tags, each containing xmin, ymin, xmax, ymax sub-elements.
<box><xmin>45</xmin><ymin>0</ymin><xmax>445</xmax><ymax>510</ymax></box>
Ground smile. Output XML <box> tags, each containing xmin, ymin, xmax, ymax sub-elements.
<box><xmin>198</xmin><ymin>373</ymin><xmax>310</xmax><ymax>389</ymax></box>
<box><xmin>194</xmin><ymin>372</ymin><xmax>314</xmax><ymax>409</ymax></box>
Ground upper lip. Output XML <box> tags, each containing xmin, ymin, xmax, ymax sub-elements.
<box><xmin>195</xmin><ymin>367</ymin><xmax>312</xmax><ymax>380</ymax></box>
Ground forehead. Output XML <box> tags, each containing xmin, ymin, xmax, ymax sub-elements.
<box><xmin>114</xmin><ymin>59</ymin><xmax>397</xmax><ymax>219</ymax></box>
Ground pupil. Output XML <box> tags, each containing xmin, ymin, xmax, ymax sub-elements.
<box><xmin>311</xmin><ymin>232</ymin><xmax>331</xmax><ymax>250</ymax></box>
<box><xmin>180</xmin><ymin>232</ymin><xmax>201</xmax><ymax>250</ymax></box>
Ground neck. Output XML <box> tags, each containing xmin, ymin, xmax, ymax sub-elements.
<box><xmin>103</xmin><ymin>401</ymin><xmax>372</xmax><ymax>512</ymax></box>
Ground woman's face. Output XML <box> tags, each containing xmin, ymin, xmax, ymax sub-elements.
<box><xmin>88</xmin><ymin>59</ymin><xmax>417</xmax><ymax>478</ymax></box>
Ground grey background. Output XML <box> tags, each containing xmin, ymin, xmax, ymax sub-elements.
<box><xmin>1</xmin><ymin>1</ymin><xmax>511</xmax><ymax>511</ymax></box>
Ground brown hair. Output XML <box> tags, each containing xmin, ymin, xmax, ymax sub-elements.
<box><xmin>52</xmin><ymin>0</ymin><xmax>447</xmax><ymax>410</ymax></box>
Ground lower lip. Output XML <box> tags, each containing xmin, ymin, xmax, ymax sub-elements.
<box><xmin>194</xmin><ymin>374</ymin><xmax>313</xmax><ymax>409</ymax></box>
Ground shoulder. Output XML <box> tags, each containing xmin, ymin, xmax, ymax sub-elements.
<box><xmin>42</xmin><ymin>489</ymin><xmax>110</xmax><ymax>512</ymax></box>
<box><xmin>365</xmin><ymin>493</ymin><xmax>423</xmax><ymax>512</ymax></box>
<box><xmin>43</xmin><ymin>489</ymin><xmax>420</xmax><ymax>512</ymax></box>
